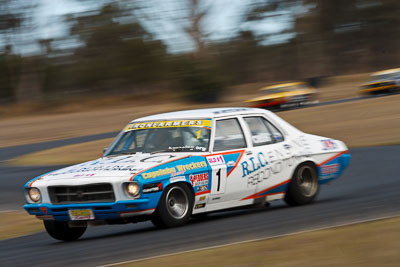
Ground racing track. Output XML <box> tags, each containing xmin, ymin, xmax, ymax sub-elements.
<box><xmin>0</xmin><ymin>145</ymin><xmax>399</xmax><ymax>266</ymax></box>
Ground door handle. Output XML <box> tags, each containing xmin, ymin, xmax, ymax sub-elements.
<box><xmin>246</xmin><ymin>151</ymin><xmax>253</xmax><ymax>155</ymax></box>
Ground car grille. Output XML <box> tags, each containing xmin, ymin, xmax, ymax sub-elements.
<box><xmin>48</xmin><ymin>183</ymin><xmax>115</xmax><ymax>204</ymax></box>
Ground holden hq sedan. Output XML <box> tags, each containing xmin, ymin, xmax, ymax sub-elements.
<box><xmin>24</xmin><ymin>108</ymin><xmax>350</xmax><ymax>241</ymax></box>
<box><xmin>246</xmin><ymin>82</ymin><xmax>318</xmax><ymax>110</ymax></box>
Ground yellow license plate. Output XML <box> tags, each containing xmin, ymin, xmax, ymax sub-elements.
<box><xmin>68</xmin><ymin>209</ymin><xmax>94</xmax><ymax>220</ymax></box>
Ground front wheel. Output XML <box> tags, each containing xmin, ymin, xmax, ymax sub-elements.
<box><xmin>43</xmin><ymin>220</ymin><xmax>86</xmax><ymax>241</ymax></box>
<box><xmin>151</xmin><ymin>184</ymin><xmax>194</xmax><ymax>228</ymax></box>
<box><xmin>285</xmin><ymin>163</ymin><xmax>319</xmax><ymax>206</ymax></box>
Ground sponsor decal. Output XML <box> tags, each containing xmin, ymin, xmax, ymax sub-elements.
<box><xmin>199</xmin><ymin>196</ymin><xmax>206</xmax><ymax>201</ymax></box>
<box><xmin>73</xmin><ymin>173</ymin><xmax>95</xmax><ymax>178</ymax></box>
<box><xmin>206</xmin><ymin>155</ymin><xmax>225</xmax><ymax>166</ymax></box>
<box><xmin>190</xmin><ymin>173</ymin><xmax>209</xmax><ymax>187</ymax></box>
<box><xmin>194</xmin><ymin>203</ymin><xmax>206</xmax><ymax>209</ymax></box>
<box><xmin>321</xmin><ymin>164</ymin><xmax>340</xmax><ymax>175</ymax></box>
<box><xmin>139</xmin><ymin>158</ymin><xmax>207</xmax><ymax>180</ymax></box>
<box><xmin>142</xmin><ymin>182</ymin><xmax>163</xmax><ymax>193</ymax></box>
<box><xmin>49</xmin><ymin>165</ymin><xmax>145</xmax><ymax>176</ymax></box>
<box><xmin>170</xmin><ymin>176</ymin><xmax>187</xmax><ymax>183</ymax></box>
<box><xmin>125</xmin><ymin>119</ymin><xmax>212</xmax><ymax>131</ymax></box>
<box><xmin>213</xmin><ymin>108</ymin><xmax>248</xmax><ymax>115</ymax></box>
<box><xmin>241</xmin><ymin>151</ymin><xmax>295</xmax><ymax>187</ymax></box>
<box><xmin>197</xmin><ymin>185</ymin><xmax>208</xmax><ymax>192</ymax></box>
<box><xmin>143</xmin><ymin>167</ymin><xmax>177</xmax><ymax>179</ymax></box>
<box><xmin>321</xmin><ymin>139</ymin><xmax>338</xmax><ymax>150</ymax></box>
<box><xmin>176</xmin><ymin>161</ymin><xmax>208</xmax><ymax>172</ymax></box>
<box><xmin>226</xmin><ymin>160</ymin><xmax>235</xmax><ymax>167</ymax></box>
<box><xmin>167</xmin><ymin>145</ymin><xmax>207</xmax><ymax>152</ymax></box>
<box><xmin>170</xmin><ymin>170</ymin><xmax>185</xmax><ymax>177</ymax></box>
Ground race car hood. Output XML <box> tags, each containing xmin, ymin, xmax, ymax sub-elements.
<box><xmin>39</xmin><ymin>153</ymin><xmax>193</xmax><ymax>182</ymax></box>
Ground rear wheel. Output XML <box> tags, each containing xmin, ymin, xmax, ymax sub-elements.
<box><xmin>43</xmin><ymin>220</ymin><xmax>86</xmax><ymax>241</ymax></box>
<box><xmin>285</xmin><ymin>163</ymin><xmax>319</xmax><ymax>206</ymax></box>
<box><xmin>151</xmin><ymin>184</ymin><xmax>194</xmax><ymax>228</ymax></box>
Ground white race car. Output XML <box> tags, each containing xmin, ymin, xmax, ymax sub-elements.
<box><xmin>24</xmin><ymin>108</ymin><xmax>350</xmax><ymax>241</ymax></box>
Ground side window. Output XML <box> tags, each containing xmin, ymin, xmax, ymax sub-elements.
<box><xmin>213</xmin><ymin>118</ymin><xmax>247</xmax><ymax>152</ymax></box>
<box><xmin>244</xmin><ymin>116</ymin><xmax>284</xmax><ymax>146</ymax></box>
<box><xmin>243</xmin><ymin>117</ymin><xmax>274</xmax><ymax>146</ymax></box>
<box><xmin>263</xmin><ymin>119</ymin><xmax>284</xmax><ymax>143</ymax></box>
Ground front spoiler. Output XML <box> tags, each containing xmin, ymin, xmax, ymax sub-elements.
<box><xmin>24</xmin><ymin>199</ymin><xmax>154</xmax><ymax>221</ymax></box>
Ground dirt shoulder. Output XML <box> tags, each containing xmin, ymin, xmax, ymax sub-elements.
<box><xmin>119</xmin><ymin>216</ymin><xmax>400</xmax><ymax>267</ymax></box>
<box><xmin>0</xmin><ymin>211</ymin><xmax>44</xmax><ymax>240</ymax></box>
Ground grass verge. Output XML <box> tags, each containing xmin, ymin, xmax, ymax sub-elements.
<box><xmin>0</xmin><ymin>72</ymin><xmax>373</xmax><ymax>148</ymax></box>
<box><xmin>117</xmin><ymin>216</ymin><xmax>400</xmax><ymax>267</ymax></box>
<box><xmin>8</xmin><ymin>94</ymin><xmax>400</xmax><ymax>166</ymax></box>
<box><xmin>0</xmin><ymin>211</ymin><xmax>43</xmax><ymax>240</ymax></box>
<box><xmin>10</xmin><ymin>138</ymin><xmax>114</xmax><ymax>166</ymax></box>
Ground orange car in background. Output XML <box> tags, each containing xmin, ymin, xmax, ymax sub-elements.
<box><xmin>246</xmin><ymin>82</ymin><xmax>318</xmax><ymax>110</ymax></box>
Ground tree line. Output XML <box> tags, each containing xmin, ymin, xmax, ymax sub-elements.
<box><xmin>0</xmin><ymin>0</ymin><xmax>399</xmax><ymax>103</ymax></box>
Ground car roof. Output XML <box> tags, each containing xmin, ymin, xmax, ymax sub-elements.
<box><xmin>372</xmin><ymin>68</ymin><xmax>400</xmax><ymax>76</ymax></box>
<box><xmin>131</xmin><ymin>107</ymin><xmax>268</xmax><ymax>122</ymax></box>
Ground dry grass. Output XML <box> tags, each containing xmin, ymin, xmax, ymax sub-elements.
<box><xmin>0</xmin><ymin>72</ymin><xmax>371</xmax><ymax>148</ymax></box>
<box><xmin>9</xmin><ymin>93</ymin><xmax>400</xmax><ymax>166</ymax></box>
<box><xmin>10</xmin><ymin>138</ymin><xmax>114</xmax><ymax>166</ymax></box>
<box><xmin>0</xmin><ymin>211</ymin><xmax>43</xmax><ymax>240</ymax></box>
<box><xmin>316</xmin><ymin>73</ymin><xmax>370</xmax><ymax>101</ymax></box>
<box><xmin>279</xmin><ymin>94</ymin><xmax>400</xmax><ymax>147</ymax></box>
<box><xmin>119</xmin><ymin>217</ymin><xmax>400</xmax><ymax>267</ymax></box>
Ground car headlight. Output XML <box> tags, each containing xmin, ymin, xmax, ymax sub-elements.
<box><xmin>125</xmin><ymin>182</ymin><xmax>140</xmax><ymax>198</ymax></box>
<box><xmin>28</xmin><ymin>188</ymin><xmax>41</xmax><ymax>203</ymax></box>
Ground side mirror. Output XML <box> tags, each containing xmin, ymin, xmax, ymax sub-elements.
<box><xmin>101</xmin><ymin>148</ymin><xmax>108</xmax><ymax>157</ymax></box>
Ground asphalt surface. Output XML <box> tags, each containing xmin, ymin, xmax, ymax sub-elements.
<box><xmin>0</xmin><ymin>145</ymin><xmax>399</xmax><ymax>266</ymax></box>
<box><xmin>0</xmin><ymin>131</ymin><xmax>119</xmax><ymax>163</ymax></box>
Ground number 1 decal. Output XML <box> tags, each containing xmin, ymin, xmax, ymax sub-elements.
<box><xmin>216</xmin><ymin>168</ymin><xmax>221</xmax><ymax>191</ymax></box>
<box><xmin>196</xmin><ymin>130</ymin><xmax>201</xmax><ymax>139</ymax></box>
<box><xmin>211</xmin><ymin>167</ymin><xmax>227</xmax><ymax>195</ymax></box>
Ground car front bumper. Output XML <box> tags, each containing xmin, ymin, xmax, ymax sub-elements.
<box><xmin>24</xmin><ymin>199</ymin><xmax>155</xmax><ymax>222</ymax></box>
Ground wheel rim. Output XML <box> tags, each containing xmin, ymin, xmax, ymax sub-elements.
<box><xmin>166</xmin><ymin>186</ymin><xmax>189</xmax><ymax>220</ymax></box>
<box><xmin>296</xmin><ymin>165</ymin><xmax>318</xmax><ymax>197</ymax></box>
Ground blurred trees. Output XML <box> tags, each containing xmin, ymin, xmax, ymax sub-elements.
<box><xmin>1</xmin><ymin>0</ymin><xmax>400</xmax><ymax>104</ymax></box>
<box><xmin>0</xmin><ymin>0</ymin><xmax>23</xmax><ymax>101</ymax></box>
<box><xmin>294</xmin><ymin>0</ymin><xmax>400</xmax><ymax>76</ymax></box>
<box><xmin>47</xmin><ymin>3</ymin><xmax>168</xmax><ymax>95</ymax></box>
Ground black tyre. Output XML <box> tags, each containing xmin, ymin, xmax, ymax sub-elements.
<box><xmin>151</xmin><ymin>184</ymin><xmax>194</xmax><ymax>228</ymax></box>
<box><xmin>43</xmin><ymin>220</ymin><xmax>86</xmax><ymax>241</ymax></box>
<box><xmin>285</xmin><ymin>163</ymin><xmax>319</xmax><ymax>206</ymax></box>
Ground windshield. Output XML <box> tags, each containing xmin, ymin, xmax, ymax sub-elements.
<box><xmin>371</xmin><ymin>72</ymin><xmax>400</xmax><ymax>81</ymax></box>
<box><xmin>104</xmin><ymin>119</ymin><xmax>212</xmax><ymax>155</ymax></box>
